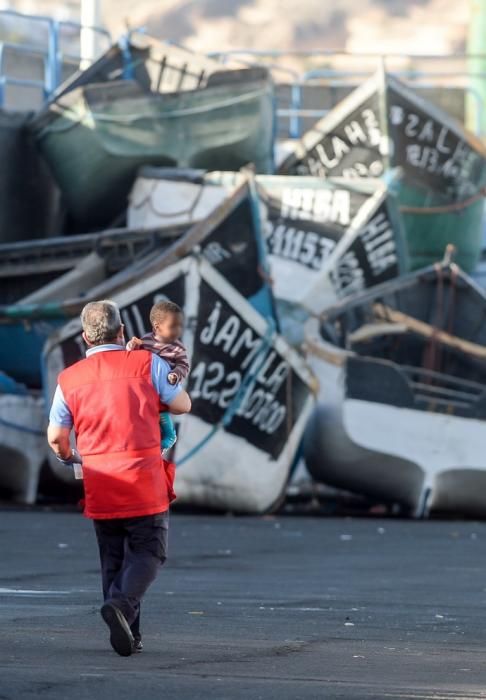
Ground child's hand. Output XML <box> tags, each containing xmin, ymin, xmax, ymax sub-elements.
<box><xmin>126</xmin><ymin>337</ymin><xmax>143</xmax><ymax>351</ymax></box>
<box><xmin>168</xmin><ymin>372</ymin><xmax>179</xmax><ymax>385</ymax></box>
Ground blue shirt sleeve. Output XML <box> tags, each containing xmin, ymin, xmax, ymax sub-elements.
<box><xmin>49</xmin><ymin>385</ymin><xmax>74</xmax><ymax>428</ymax></box>
<box><xmin>151</xmin><ymin>355</ymin><xmax>183</xmax><ymax>404</ymax></box>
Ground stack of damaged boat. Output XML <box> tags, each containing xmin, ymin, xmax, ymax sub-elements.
<box><xmin>0</xmin><ymin>31</ymin><xmax>485</xmax><ymax>518</ymax></box>
<box><xmin>0</xmin><ymin>34</ymin><xmax>315</xmax><ymax>511</ymax></box>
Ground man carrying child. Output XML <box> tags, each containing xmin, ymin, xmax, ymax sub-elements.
<box><xmin>47</xmin><ymin>300</ymin><xmax>191</xmax><ymax>656</ymax></box>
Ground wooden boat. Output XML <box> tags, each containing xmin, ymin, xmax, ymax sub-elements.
<box><xmin>44</xmin><ymin>256</ymin><xmax>316</xmax><ymax>513</ymax></box>
<box><xmin>0</xmin><ymin>181</ymin><xmax>274</xmax><ymax>386</ymax></box>
<box><xmin>54</xmin><ymin>32</ymin><xmax>237</xmax><ymax>100</ymax></box>
<box><xmin>278</xmin><ymin>70</ymin><xmax>486</xmax><ymax>274</ymax></box>
<box><xmin>0</xmin><ymin>223</ymin><xmax>189</xmax><ymax>385</ymax></box>
<box><xmin>30</xmin><ymin>63</ymin><xmax>274</xmax><ymax>230</ymax></box>
<box><xmin>303</xmin><ymin>260</ymin><xmax>486</xmax><ymax>517</ymax></box>
<box><xmin>128</xmin><ymin>168</ymin><xmax>408</xmax><ymax>316</ymax></box>
<box><xmin>0</xmin><ymin>223</ymin><xmax>188</xmax><ymax>305</ymax></box>
<box><xmin>0</xmin><ymin>110</ymin><xmax>60</xmax><ymax>243</ymax></box>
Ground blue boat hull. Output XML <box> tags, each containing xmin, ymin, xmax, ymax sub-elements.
<box><xmin>0</xmin><ymin>320</ymin><xmax>64</xmax><ymax>387</ymax></box>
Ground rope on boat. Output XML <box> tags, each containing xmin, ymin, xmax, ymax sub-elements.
<box><xmin>129</xmin><ymin>179</ymin><xmax>205</xmax><ymax>219</ymax></box>
<box><xmin>176</xmin><ymin>320</ymin><xmax>276</xmax><ymax>466</ymax></box>
<box><xmin>38</xmin><ymin>86</ymin><xmax>270</xmax><ymax>138</ymax></box>
<box><xmin>399</xmin><ymin>187</ymin><xmax>486</xmax><ymax>215</ymax></box>
<box><xmin>90</xmin><ymin>86</ymin><xmax>270</xmax><ymax>122</ymax></box>
<box><xmin>0</xmin><ymin>416</ymin><xmax>44</xmax><ymax>437</ymax></box>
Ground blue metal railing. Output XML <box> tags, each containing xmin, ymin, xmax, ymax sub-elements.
<box><xmin>210</xmin><ymin>49</ymin><xmax>486</xmax><ymax>140</ymax></box>
<box><xmin>1</xmin><ymin>11</ymin><xmax>485</xmax><ymax>142</ymax></box>
<box><xmin>276</xmin><ymin>82</ymin><xmax>486</xmax><ymax>140</ymax></box>
<box><xmin>0</xmin><ymin>9</ymin><xmax>111</xmax><ymax>108</ymax></box>
<box><xmin>0</xmin><ymin>39</ymin><xmax>49</xmax><ymax>106</ymax></box>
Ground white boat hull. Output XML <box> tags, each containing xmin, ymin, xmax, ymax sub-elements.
<box><xmin>302</xmin><ymin>264</ymin><xmax>486</xmax><ymax>517</ymax></box>
<box><xmin>304</xmin><ymin>349</ymin><xmax>486</xmax><ymax>517</ymax></box>
<box><xmin>0</xmin><ymin>394</ymin><xmax>47</xmax><ymax>504</ymax></box>
<box><xmin>44</xmin><ymin>257</ymin><xmax>316</xmax><ymax>514</ymax></box>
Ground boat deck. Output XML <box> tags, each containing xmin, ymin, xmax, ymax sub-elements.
<box><xmin>1</xmin><ymin>510</ymin><xmax>486</xmax><ymax>699</ymax></box>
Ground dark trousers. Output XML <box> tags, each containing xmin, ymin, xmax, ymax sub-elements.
<box><xmin>93</xmin><ymin>511</ymin><xmax>169</xmax><ymax>639</ymax></box>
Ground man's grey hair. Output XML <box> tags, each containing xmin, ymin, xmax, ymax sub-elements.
<box><xmin>80</xmin><ymin>300</ymin><xmax>122</xmax><ymax>345</ymax></box>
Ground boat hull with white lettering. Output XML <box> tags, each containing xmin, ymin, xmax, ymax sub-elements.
<box><xmin>44</xmin><ymin>257</ymin><xmax>316</xmax><ymax>513</ymax></box>
<box><xmin>278</xmin><ymin>71</ymin><xmax>486</xmax><ymax>274</ymax></box>
<box><xmin>127</xmin><ymin>168</ymin><xmax>408</xmax><ymax>317</ymax></box>
<box><xmin>303</xmin><ymin>262</ymin><xmax>486</xmax><ymax>517</ymax></box>
<box><xmin>0</xmin><ymin>181</ymin><xmax>274</xmax><ymax>387</ymax></box>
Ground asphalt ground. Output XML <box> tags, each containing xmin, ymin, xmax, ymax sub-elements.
<box><xmin>1</xmin><ymin>511</ymin><xmax>486</xmax><ymax>699</ymax></box>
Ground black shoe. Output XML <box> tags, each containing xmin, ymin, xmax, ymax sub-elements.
<box><xmin>100</xmin><ymin>602</ymin><xmax>134</xmax><ymax>657</ymax></box>
<box><xmin>133</xmin><ymin>638</ymin><xmax>143</xmax><ymax>653</ymax></box>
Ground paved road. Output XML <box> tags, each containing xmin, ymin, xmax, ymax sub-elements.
<box><xmin>1</xmin><ymin>511</ymin><xmax>486</xmax><ymax>699</ymax></box>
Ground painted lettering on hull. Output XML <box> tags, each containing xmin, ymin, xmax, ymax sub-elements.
<box><xmin>263</xmin><ymin>190</ymin><xmax>400</xmax><ymax>298</ymax></box>
<box><xmin>286</xmin><ymin>94</ymin><xmax>385</xmax><ymax>178</ymax></box>
<box><xmin>190</xmin><ymin>282</ymin><xmax>309</xmax><ymax>459</ymax></box>
<box><xmin>388</xmin><ymin>88</ymin><xmax>484</xmax><ymax>197</ymax></box>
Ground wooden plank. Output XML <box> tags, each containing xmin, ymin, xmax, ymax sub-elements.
<box><xmin>373</xmin><ymin>303</ymin><xmax>486</xmax><ymax>360</ymax></box>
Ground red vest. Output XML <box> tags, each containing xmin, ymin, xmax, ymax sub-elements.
<box><xmin>58</xmin><ymin>349</ymin><xmax>174</xmax><ymax>520</ymax></box>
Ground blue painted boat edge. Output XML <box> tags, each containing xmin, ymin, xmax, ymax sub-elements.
<box><xmin>0</xmin><ymin>321</ymin><xmax>63</xmax><ymax>388</ymax></box>
<box><xmin>247</xmin><ymin>175</ymin><xmax>281</xmax><ymax>329</ymax></box>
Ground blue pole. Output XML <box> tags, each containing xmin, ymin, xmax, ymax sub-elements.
<box><xmin>47</xmin><ymin>18</ymin><xmax>60</xmax><ymax>93</ymax></box>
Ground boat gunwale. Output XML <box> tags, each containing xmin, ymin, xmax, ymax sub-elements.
<box><xmin>30</xmin><ymin>72</ymin><xmax>274</xmax><ymax>135</ymax></box>
<box><xmin>305</xmin><ymin>321</ymin><xmax>486</xmax><ymax>404</ymax></box>
<box><xmin>318</xmin><ymin>261</ymin><xmax>486</xmax><ymax>322</ymax></box>
<box><xmin>0</xmin><ymin>178</ymin><xmax>263</xmax><ymax>321</ymax></box>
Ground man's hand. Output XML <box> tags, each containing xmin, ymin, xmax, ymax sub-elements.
<box><xmin>47</xmin><ymin>424</ymin><xmax>72</xmax><ymax>461</ymax></box>
<box><xmin>126</xmin><ymin>337</ymin><xmax>143</xmax><ymax>351</ymax></box>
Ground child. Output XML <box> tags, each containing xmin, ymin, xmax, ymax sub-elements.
<box><xmin>127</xmin><ymin>300</ymin><xmax>190</xmax><ymax>453</ymax></box>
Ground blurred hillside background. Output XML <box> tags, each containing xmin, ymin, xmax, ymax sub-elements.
<box><xmin>0</xmin><ymin>0</ymin><xmax>471</xmax><ymax>55</ymax></box>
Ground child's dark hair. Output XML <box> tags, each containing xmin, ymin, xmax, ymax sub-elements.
<box><xmin>150</xmin><ymin>300</ymin><xmax>183</xmax><ymax>327</ymax></box>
